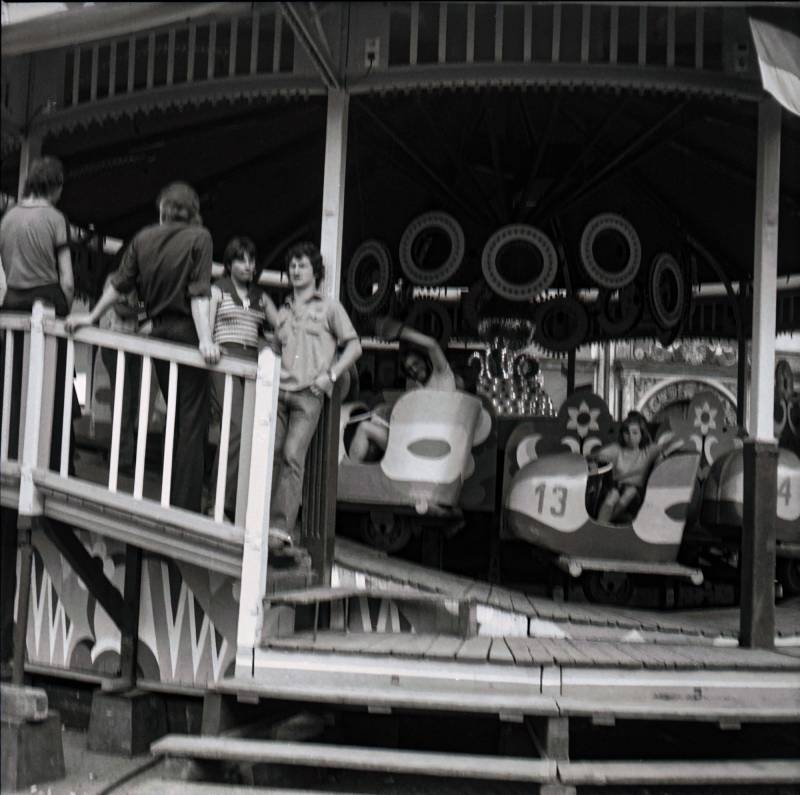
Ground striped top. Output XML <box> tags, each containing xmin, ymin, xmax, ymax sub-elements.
<box><xmin>212</xmin><ymin>277</ymin><xmax>268</xmax><ymax>348</ymax></box>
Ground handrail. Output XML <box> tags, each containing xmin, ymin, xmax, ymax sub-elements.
<box><xmin>0</xmin><ymin>313</ymin><xmax>32</xmax><ymax>332</ymax></box>
<box><xmin>44</xmin><ymin>318</ymin><xmax>260</xmax><ymax>380</ymax></box>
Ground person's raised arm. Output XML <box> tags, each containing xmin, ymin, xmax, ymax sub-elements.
<box><xmin>655</xmin><ymin>430</ymin><xmax>684</xmax><ymax>459</ymax></box>
<box><xmin>397</xmin><ymin>326</ymin><xmax>449</xmax><ymax>375</ymax></box>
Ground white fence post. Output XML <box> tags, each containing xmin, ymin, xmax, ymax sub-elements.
<box><xmin>17</xmin><ymin>302</ymin><xmax>56</xmax><ymax>524</ymax></box>
<box><xmin>235</xmin><ymin>345</ymin><xmax>281</xmax><ymax>676</ymax></box>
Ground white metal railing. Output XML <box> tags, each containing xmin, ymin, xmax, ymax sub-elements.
<box><xmin>388</xmin><ymin>3</ymin><xmax>727</xmax><ymax>73</ymax></box>
<box><xmin>0</xmin><ymin>302</ymin><xmax>281</xmax><ymax>675</ymax></box>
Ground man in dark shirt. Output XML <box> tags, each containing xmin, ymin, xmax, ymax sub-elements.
<box><xmin>66</xmin><ymin>182</ymin><xmax>220</xmax><ymax>512</ymax></box>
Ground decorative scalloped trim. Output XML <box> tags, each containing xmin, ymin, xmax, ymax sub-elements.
<box><xmin>481</xmin><ymin>224</ymin><xmax>558</xmax><ymax>301</ymax></box>
<box><xmin>580</xmin><ymin>212</ymin><xmax>641</xmax><ymax>289</ymax></box>
<box><xmin>398</xmin><ymin>211</ymin><xmax>464</xmax><ymax>286</ymax></box>
<box><xmin>32</xmin><ymin>78</ymin><xmax>324</xmax><ymax>137</ymax></box>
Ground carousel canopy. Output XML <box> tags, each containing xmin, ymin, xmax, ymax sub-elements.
<box><xmin>1</xmin><ymin>2</ymin><xmax>798</xmax><ymax>343</ymax></box>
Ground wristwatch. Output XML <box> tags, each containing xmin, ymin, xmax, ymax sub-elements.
<box><xmin>327</xmin><ymin>367</ymin><xmax>337</xmax><ymax>383</ymax></box>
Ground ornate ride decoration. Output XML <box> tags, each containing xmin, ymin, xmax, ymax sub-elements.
<box><xmin>481</xmin><ymin>224</ymin><xmax>558</xmax><ymax>301</ymax></box>
<box><xmin>580</xmin><ymin>213</ymin><xmax>642</xmax><ymax>289</ymax></box>
<box><xmin>405</xmin><ymin>298</ymin><xmax>453</xmax><ymax>348</ymax></box>
<box><xmin>648</xmin><ymin>252</ymin><xmax>690</xmax><ymax>345</ymax></box>
<box><xmin>533</xmin><ymin>297</ymin><xmax>590</xmax><ymax>353</ymax></box>
<box><xmin>398</xmin><ymin>211</ymin><xmax>465</xmax><ymax>286</ymax></box>
<box><xmin>346</xmin><ymin>239</ymin><xmax>394</xmax><ymax>315</ymax></box>
<box><xmin>597</xmin><ymin>283</ymin><xmax>645</xmax><ymax>337</ymax></box>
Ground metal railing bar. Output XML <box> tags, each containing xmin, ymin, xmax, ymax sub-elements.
<box><xmin>161</xmin><ymin>361</ymin><xmax>177</xmax><ymax>507</ymax></box>
<box><xmin>1</xmin><ymin>332</ymin><xmax>14</xmax><ymax>463</ymax></box>
<box><xmin>133</xmin><ymin>354</ymin><xmax>151</xmax><ymax>499</ymax></box>
<box><xmin>59</xmin><ymin>337</ymin><xmax>74</xmax><ymax>477</ymax></box>
<box><xmin>214</xmin><ymin>373</ymin><xmax>233</xmax><ymax>523</ymax></box>
<box><xmin>108</xmin><ymin>348</ymin><xmax>125</xmax><ymax>492</ymax></box>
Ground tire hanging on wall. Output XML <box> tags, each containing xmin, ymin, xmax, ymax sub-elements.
<box><xmin>405</xmin><ymin>298</ymin><xmax>453</xmax><ymax>348</ymax></box>
<box><xmin>398</xmin><ymin>211</ymin><xmax>465</xmax><ymax>286</ymax></box>
<box><xmin>533</xmin><ymin>297</ymin><xmax>590</xmax><ymax>353</ymax></box>
<box><xmin>648</xmin><ymin>252</ymin><xmax>689</xmax><ymax>345</ymax></box>
<box><xmin>580</xmin><ymin>212</ymin><xmax>642</xmax><ymax>289</ymax></box>
<box><xmin>776</xmin><ymin>360</ymin><xmax>795</xmax><ymax>401</ymax></box>
<box><xmin>345</xmin><ymin>239</ymin><xmax>394</xmax><ymax>315</ymax></box>
<box><xmin>481</xmin><ymin>224</ymin><xmax>558</xmax><ymax>301</ymax></box>
<box><xmin>597</xmin><ymin>282</ymin><xmax>645</xmax><ymax>337</ymax></box>
<box><xmin>460</xmin><ymin>278</ymin><xmax>492</xmax><ymax>336</ymax></box>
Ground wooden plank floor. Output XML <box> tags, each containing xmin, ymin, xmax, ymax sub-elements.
<box><xmin>264</xmin><ymin>631</ymin><xmax>800</xmax><ymax>671</ymax></box>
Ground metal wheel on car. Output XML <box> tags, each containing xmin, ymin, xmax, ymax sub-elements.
<box><xmin>777</xmin><ymin>557</ymin><xmax>800</xmax><ymax>597</ymax></box>
<box><xmin>582</xmin><ymin>570</ymin><xmax>634</xmax><ymax>606</ymax></box>
<box><xmin>361</xmin><ymin>511</ymin><xmax>413</xmax><ymax>553</ymax></box>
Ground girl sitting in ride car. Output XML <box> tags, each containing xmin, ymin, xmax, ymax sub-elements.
<box><xmin>595</xmin><ymin>412</ymin><xmax>683</xmax><ymax>523</ymax></box>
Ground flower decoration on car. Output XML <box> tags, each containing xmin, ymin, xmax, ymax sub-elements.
<box><xmin>693</xmin><ymin>401</ymin><xmax>718</xmax><ymax>436</ymax></box>
<box><xmin>566</xmin><ymin>401</ymin><xmax>601</xmax><ymax>439</ymax></box>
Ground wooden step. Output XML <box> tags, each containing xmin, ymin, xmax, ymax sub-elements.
<box><xmin>127</xmin><ymin>781</ymin><xmax>370</xmax><ymax>795</ymax></box>
<box><xmin>558</xmin><ymin>759</ymin><xmax>800</xmax><ymax>786</ymax></box>
<box><xmin>150</xmin><ymin>735</ymin><xmax>557</xmax><ymax>783</ymax></box>
<box><xmin>213</xmin><ymin>675</ymin><xmax>559</xmax><ymax>719</ymax></box>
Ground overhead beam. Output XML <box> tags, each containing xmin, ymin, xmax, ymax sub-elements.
<box><xmin>413</xmin><ymin>97</ymin><xmax>500</xmax><ymax>225</ymax></box>
<box><xmin>355</xmin><ymin>100</ymin><xmax>493</xmax><ymax>227</ymax></box>
<box><xmin>280</xmin><ymin>2</ymin><xmax>341</xmax><ymax>89</ymax></box>
<box><xmin>532</xmin><ymin>98</ymin><xmax>630</xmax><ymax>220</ymax></box>
<box><xmin>517</xmin><ymin>96</ymin><xmax>560</xmax><ymax>220</ymax></box>
<box><xmin>541</xmin><ymin>100</ymin><xmax>689</xmax><ymax>220</ymax></box>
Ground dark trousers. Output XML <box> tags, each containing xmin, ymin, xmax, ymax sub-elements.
<box><xmin>101</xmin><ymin>347</ymin><xmax>141</xmax><ymax>472</ymax></box>
<box><xmin>151</xmin><ymin>318</ymin><xmax>210</xmax><ymax>513</ymax></box>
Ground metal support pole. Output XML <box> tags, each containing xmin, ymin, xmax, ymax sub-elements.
<box><xmin>320</xmin><ymin>89</ymin><xmax>349</xmax><ymax>302</ymax></box>
<box><xmin>566</xmin><ymin>350</ymin><xmax>576</xmax><ymax>397</ymax></box>
<box><xmin>11</xmin><ymin>526</ymin><xmax>32</xmax><ymax>685</ymax></box>
<box><xmin>741</xmin><ymin>96</ymin><xmax>781</xmax><ymax>648</ymax></box>
<box><xmin>740</xmin><ymin>440</ymin><xmax>777</xmax><ymax>648</ymax></box>
<box><xmin>17</xmin><ymin>133</ymin><xmax>42</xmax><ymax>201</ymax></box>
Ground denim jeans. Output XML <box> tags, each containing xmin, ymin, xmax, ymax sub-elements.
<box><xmin>270</xmin><ymin>387</ymin><xmax>323</xmax><ymax>541</ymax></box>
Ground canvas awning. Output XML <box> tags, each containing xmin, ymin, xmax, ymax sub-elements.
<box><xmin>749</xmin><ymin>10</ymin><xmax>800</xmax><ymax>117</ymax></box>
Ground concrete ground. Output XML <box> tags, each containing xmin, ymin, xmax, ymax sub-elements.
<box><xmin>5</xmin><ymin>728</ymin><xmax>163</xmax><ymax>795</ymax></box>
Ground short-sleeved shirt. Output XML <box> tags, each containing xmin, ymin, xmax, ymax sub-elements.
<box><xmin>212</xmin><ymin>276</ymin><xmax>269</xmax><ymax>349</ymax></box>
<box><xmin>410</xmin><ymin>363</ymin><xmax>456</xmax><ymax>392</ymax></box>
<box><xmin>275</xmin><ymin>290</ymin><xmax>358</xmax><ymax>393</ymax></box>
<box><xmin>110</xmin><ymin>222</ymin><xmax>212</xmax><ymax>323</ymax></box>
<box><xmin>597</xmin><ymin>442</ymin><xmax>661</xmax><ymax>489</ymax></box>
<box><xmin>99</xmin><ymin>272</ymin><xmax>139</xmax><ymax>334</ymax></box>
<box><xmin>0</xmin><ymin>201</ymin><xmax>69</xmax><ymax>290</ymax></box>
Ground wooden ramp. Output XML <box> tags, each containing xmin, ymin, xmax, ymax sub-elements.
<box><xmin>333</xmin><ymin>538</ymin><xmax>800</xmax><ymax>644</ymax></box>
